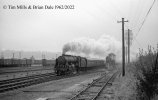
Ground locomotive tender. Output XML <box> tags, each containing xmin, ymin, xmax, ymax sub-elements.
<box><xmin>54</xmin><ymin>54</ymin><xmax>105</xmax><ymax>75</ymax></box>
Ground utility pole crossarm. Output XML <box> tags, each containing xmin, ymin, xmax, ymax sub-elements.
<box><xmin>117</xmin><ymin>20</ymin><xmax>128</xmax><ymax>23</ymax></box>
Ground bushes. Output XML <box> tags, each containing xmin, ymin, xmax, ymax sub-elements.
<box><xmin>113</xmin><ymin>45</ymin><xmax>158</xmax><ymax>100</ymax></box>
<box><xmin>134</xmin><ymin>46</ymin><xmax>158</xmax><ymax>100</ymax></box>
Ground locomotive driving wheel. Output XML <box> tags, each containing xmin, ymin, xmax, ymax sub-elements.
<box><xmin>72</xmin><ymin>67</ymin><xmax>77</xmax><ymax>74</ymax></box>
<box><xmin>56</xmin><ymin>71</ymin><xmax>61</xmax><ymax>76</ymax></box>
<box><xmin>69</xmin><ymin>64</ymin><xmax>77</xmax><ymax>74</ymax></box>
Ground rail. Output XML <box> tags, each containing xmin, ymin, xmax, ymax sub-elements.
<box><xmin>70</xmin><ymin>71</ymin><xmax>119</xmax><ymax>100</ymax></box>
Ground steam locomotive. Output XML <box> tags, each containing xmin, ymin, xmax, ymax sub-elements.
<box><xmin>54</xmin><ymin>54</ymin><xmax>105</xmax><ymax>75</ymax></box>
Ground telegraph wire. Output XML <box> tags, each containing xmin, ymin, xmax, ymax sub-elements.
<box><xmin>129</xmin><ymin>0</ymin><xmax>146</xmax><ymax>31</ymax></box>
<box><xmin>129</xmin><ymin>0</ymin><xmax>156</xmax><ymax>49</ymax></box>
<box><xmin>131</xmin><ymin>0</ymin><xmax>147</xmax><ymax>30</ymax></box>
<box><xmin>135</xmin><ymin>0</ymin><xmax>156</xmax><ymax>38</ymax></box>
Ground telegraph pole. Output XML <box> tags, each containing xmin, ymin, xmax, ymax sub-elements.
<box><xmin>126</xmin><ymin>46</ymin><xmax>128</xmax><ymax>63</ymax></box>
<box><xmin>117</xmin><ymin>18</ymin><xmax>128</xmax><ymax>76</ymax></box>
<box><xmin>128</xmin><ymin>29</ymin><xmax>130</xmax><ymax>63</ymax></box>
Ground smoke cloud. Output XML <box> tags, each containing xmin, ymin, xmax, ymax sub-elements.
<box><xmin>62</xmin><ymin>35</ymin><xmax>122</xmax><ymax>61</ymax></box>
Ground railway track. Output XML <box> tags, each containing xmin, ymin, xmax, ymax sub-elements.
<box><xmin>0</xmin><ymin>67</ymin><xmax>54</xmax><ymax>74</ymax></box>
<box><xmin>0</xmin><ymin>69</ymin><xmax>107</xmax><ymax>94</ymax></box>
<box><xmin>70</xmin><ymin>71</ymin><xmax>119</xmax><ymax>100</ymax></box>
<box><xmin>0</xmin><ymin>73</ymin><xmax>56</xmax><ymax>93</ymax></box>
<box><xmin>0</xmin><ymin>73</ymin><xmax>54</xmax><ymax>85</ymax></box>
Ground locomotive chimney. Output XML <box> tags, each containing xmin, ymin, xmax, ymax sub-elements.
<box><xmin>62</xmin><ymin>51</ymin><xmax>66</xmax><ymax>55</ymax></box>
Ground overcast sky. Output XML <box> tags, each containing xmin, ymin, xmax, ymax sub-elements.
<box><xmin>0</xmin><ymin>0</ymin><xmax>158</xmax><ymax>53</ymax></box>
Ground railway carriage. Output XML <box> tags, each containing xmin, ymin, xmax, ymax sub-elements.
<box><xmin>87</xmin><ymin>60</ymin><xmax>105</xmax><ymax>67</ymax></box>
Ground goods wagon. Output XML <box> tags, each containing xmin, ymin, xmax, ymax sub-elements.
<box><xmin>32</xmin><ymin>60</ymin><xmax>42</xmax><ymax>66</ymax></box>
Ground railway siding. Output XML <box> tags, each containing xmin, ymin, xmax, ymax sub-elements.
<box><xmin>0</xmin><ymin>66</ymin><xmax>54</xmax><ymax>81</ymax></box>
<box><xmin>0</xmin><ymin>73</ymin><xmax>56</xmax><ymax>93</ymax></box>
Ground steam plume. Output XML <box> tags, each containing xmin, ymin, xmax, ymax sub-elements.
<box><xmin>63</xmin><ymin>35</ymin><xmax>122</xmax><ymax>61</ymax></box>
